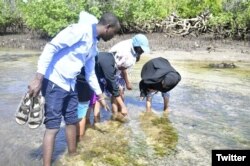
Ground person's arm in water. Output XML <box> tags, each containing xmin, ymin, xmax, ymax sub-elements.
<box><xmin>98</xmin><ymin>53</ymin><xmax>128</xmax><ymax>116</ymax></box>
<box><xmin>85</xmin><ymin>56</ymin><xmax>110</xmax><ymax>111</ymax></box>
<box><xmin>29</xmin><ymin>24</ymin><xmax>84</xmax><ymax>97</ymax></box>
<box><xmin>121</xmin><ymin>69</ymin><xmax>132</xmax><ymax>90</ymax></box>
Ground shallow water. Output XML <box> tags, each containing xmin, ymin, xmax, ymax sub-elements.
<box><xmin>0</xmin><ymin>49</ymin><xmax>249</xmax><ymax>166</ymax></box>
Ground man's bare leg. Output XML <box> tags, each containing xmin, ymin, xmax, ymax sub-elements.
<box><xmin>163</xmin><ymin>96</ymin><xmax>170</xmax><ymax>113</ymax></box>
<box><xmin>94</xmin><ymin>101</ymin><xmax>101</xmax><ymax>123</ymax></box>
<box><xmin>77</xmin><ymin>118</ymin><xmax>86</xmax><ymax>142</ymax></box>
<box><xmin>120</xmin><ymin>88</ymin><xmax>125</xmax><ymax>101</ymax></box>
<box><xmin>111</xmin><ymin>96</ymin><xmax>118</xmax><ymax>115</ymax></box>
<box><xmin>117</xmin><ymin>87</ymin><xmax>125</xmax><ymax>112</ymax></box>
<box><xmin>146</xmin><ymin>97</ymin><xmax>152</xmax><ymax>112</ymax></box>
<box><xmin>86</xmin><ymin>107</ymin><xmax>92</xmax><ymax>125</ymax></box>
<box><xmin>43</xmin><ymin>129</ymin><xmax>59</xmax><ymax>166</ymax></box>
<box><xmin>65</xmin><ymin>124</ymin><xmax>77</xmax><ymax>155</ymax></box>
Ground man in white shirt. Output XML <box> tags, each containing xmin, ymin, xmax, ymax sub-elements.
<box><xmin>109</xmin><ymin>34</ymin><xmax>150</xmax><ymax>116</ymax></box>
<box><xmin>28</xmin><ymin>12</ymin><xmax>121</xmax><ymax>166</ymax></box>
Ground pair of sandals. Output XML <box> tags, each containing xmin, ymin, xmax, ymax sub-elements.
<box><xmin>15</xmin><ymin>93</ymin><xmax>45</xmax><ymax>129</ymax></box>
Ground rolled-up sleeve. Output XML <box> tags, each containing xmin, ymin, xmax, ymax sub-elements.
<box><xmin>85</xmin><ymin>56</ymin><xmax>102</xmax><ymax>95</ymax></box>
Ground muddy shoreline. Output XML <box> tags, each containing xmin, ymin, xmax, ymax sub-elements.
<box><xmin>0</xmin><ymin>33</ymin><xmax>249</xmax><ymax>62</ymax></box>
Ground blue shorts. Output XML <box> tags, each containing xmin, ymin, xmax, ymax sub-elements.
<box><xmin>101</xmin><ymin>76</ymin><xmax>126</xmax><ymax>98</ymax></box>
<box><xmin>41</xmin><ymin>79</ymin><xmax>79</xmax><ymax>129</ymax></box>
<box><xmin>115</xmin><ymin>76</ymin><xmax>126</xmax><ymax>91</ymax></box>
<box><xmin>77</xmin><ymin>101</ymin><xmax>89</xmax><ymax>119</ymax></box>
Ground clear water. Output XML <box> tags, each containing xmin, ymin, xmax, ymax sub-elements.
<box><xmin>0</xmin><ymin>49</ymin><xmax>249</xmax><ymax>166</ymax></box>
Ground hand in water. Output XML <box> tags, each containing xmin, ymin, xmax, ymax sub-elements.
<box><xmin>120</xmin><ymin>106</ymin><xmax>128</xmax><ymax>117</ymax></box>
<box><xmin>99</xmin><ymin>98</ymin><xmax>111</xmax><ymax>112</ymax></box>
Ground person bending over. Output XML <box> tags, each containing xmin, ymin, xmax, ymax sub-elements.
<box><xmin>109</xmin><ymin>34</ymin><xmax>150</xmax><ymax>115</ymax></box>
<box><xmin>139</xmin><ymin>57</ymin><xmax>181</xmax><ymax>113</ymax></box>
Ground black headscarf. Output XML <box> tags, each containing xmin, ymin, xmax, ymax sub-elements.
<box><xmin>139</xmin><ymin>57</ymin><xmax>181</xmax><ymax>97</ymax></box>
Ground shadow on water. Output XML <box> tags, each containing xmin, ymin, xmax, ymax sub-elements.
<box><xmin>0</xmin><ymin>50</ymin><xmax>250</xmax><ymax>166</ymax></box>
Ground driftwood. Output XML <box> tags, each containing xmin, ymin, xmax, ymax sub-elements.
<box><xmin>125</xmin><ymin>10</ymin><xmax>248</xmax><ymax>39</ymax></box>
<box><xmin>124</xmin><ymin>11</ymin><xmax>212</xmax><ymax>36</ymax></box>
<box><xmin>159</xmin><ymin>11</ymin><xmax>211</xmax><ymax>37</ymax></box>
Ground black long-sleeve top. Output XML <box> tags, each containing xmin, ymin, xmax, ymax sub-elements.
<box><xmin>95</xmin><ymin>52</ymin><xmax>120</xmax><ymax>97</ymax></box>
<box><xmin>140</xmin><ymin>57</ymin><xmax>181</xmax><ymax>97</ymax></box>
<box><xmin>76</xmin><ymin>67</ymin><xmax>93</xmax><ymax>102</ymax></box>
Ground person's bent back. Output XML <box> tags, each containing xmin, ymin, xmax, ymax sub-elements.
<box><xmin>139</xmin><ymin>57</ymin><xmax>181</xmax><ymax>113</ymax></box>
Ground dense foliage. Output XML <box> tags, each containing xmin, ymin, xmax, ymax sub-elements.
<box><xmin>0</xmin><ymin>0</ymin><xmax>22</xmax><ymax>33</ymax></box>
<box><xmin>18</xmin><ymin>0</ymin><xmax>85</xmax><ymax>36</ymax></box>
<box><xmin>0</xmin><ymin>0</ymin><xmax>249</xmax><ymax>38</ymax></box>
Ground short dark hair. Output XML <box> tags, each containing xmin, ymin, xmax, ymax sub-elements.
<box><xmin>99</xmin><ymin>12</ymin><xmax>121</xmax><ymax>30</ymax></box>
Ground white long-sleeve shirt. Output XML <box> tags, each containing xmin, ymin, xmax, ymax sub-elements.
<box><xmin>37</xmin><ymin>23</ymin><xmax>102</xmax><ymax>95</ymax></box>
<box><xmin>109</xmin><ymin>39</ymin><xmax>137</xmax><ymax>69</ymax></box>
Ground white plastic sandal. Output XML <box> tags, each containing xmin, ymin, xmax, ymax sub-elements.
<box><xmin>15</xmin><ymin>93</ymin><xmax>32</xmax><ymax>125</ymax></box>
<box><xmin>28</xmin><ymin>95</ymin><xmax>45</xmax><ymax>129</ymax></box>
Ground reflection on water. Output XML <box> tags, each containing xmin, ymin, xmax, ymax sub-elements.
<box><xmin>0</xmin><ymin>50</ymin><xmax>249</xmax><ymax>165</ymax></box>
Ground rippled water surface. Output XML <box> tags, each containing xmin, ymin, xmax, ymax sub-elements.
<box><xmin>0</xmin><ymin>49</ymin><xmax>249</xmax><ymax>166</ymax></box>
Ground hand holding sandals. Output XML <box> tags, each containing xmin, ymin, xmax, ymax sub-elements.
<box><xmin>15</xmin><ymin>73</ymin><xmax>45</xmax><ymax>129</ymax></box>
<box><xmin>28</xmin><ymin>73</ymin><xmax>44</xmax><ymax>98</ymax></box>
